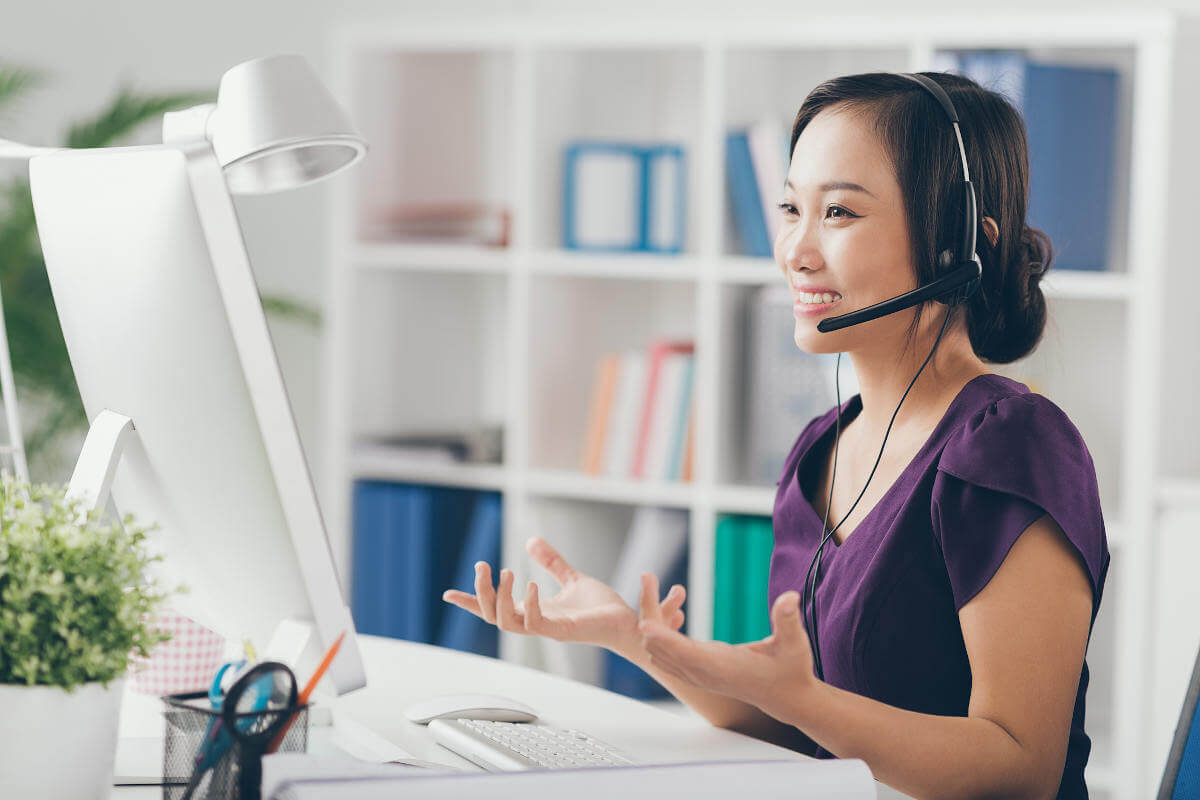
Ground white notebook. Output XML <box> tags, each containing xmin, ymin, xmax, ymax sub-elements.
<box><xmin>262</xmin><ymin>755</ymin><xmax>879</xmax><ymax>800</ymax></box>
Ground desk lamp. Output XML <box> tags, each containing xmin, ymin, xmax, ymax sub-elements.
<box><xmin>0</xmin><ymin>54</ymin><xmax>364</xmax><ymax>486</ymax></box>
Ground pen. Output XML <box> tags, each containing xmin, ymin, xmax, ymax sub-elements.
<box><xmin>266</xmin><ymin>630</ymin><xmax>346</xmax><ymax>754</ymax></box>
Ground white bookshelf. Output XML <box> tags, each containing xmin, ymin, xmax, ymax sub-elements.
<box><xmin>322</xmin><ymin>13</ymin><xmax>1200</xmax><ymax>799</ymax></box>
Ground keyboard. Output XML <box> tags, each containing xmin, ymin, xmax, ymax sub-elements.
<box><xmin>427</xmin><ymin>718</ymin><xmax>638</xmax><ymax>771</ymax></box>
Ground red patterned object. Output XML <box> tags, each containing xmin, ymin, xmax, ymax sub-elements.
<box><xmin>129</xmin><ymin>613</ymin><xmax>226</xmax><ymax>695</ymax></box>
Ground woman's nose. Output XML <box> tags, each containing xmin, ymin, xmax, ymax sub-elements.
<box><xmin>778</xmin><ymin>229</ymin><xmax>823</xmax><ymax>273</ymax></box>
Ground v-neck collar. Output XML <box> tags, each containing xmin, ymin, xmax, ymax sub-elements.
<box><xmin>794</xmin><ymin>373</ymin><xmax>1002</xmax><ymax>550</ymax></box>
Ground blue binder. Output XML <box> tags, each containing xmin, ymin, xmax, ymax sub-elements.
<box><xmin>563</xmin><ymin>141</ymin><xmax>686</xmax><ymax>254</ymax></box>
<box><xmin>436</xmin><ymin>492</ymin><xmax>503</xmax><ymax>657</ymax></box>
<box><xmin>948</xmin><ymin>51</ymin><xmax>1118</xmax><ymax>271</ymax></box>
<box><xmin>352</xmin><ymin>482</ymin><xmax>477</xmax><ymax>644</ymax></box>
<box><xmin>725</xmin><ymin>132</ymin><xmax>771</xmax><ymax>257</ymax></box>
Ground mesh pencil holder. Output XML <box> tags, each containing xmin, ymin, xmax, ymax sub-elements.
<box><xmin>162</xmin><ymin>690</ymin><xmax>308</xmax><ymax>800</ymax></box>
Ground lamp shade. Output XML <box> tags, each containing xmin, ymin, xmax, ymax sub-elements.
<box><xmin>207</xmin><ymin>54</ymin><xmax>365</xmax><ymax>194</ymax></box>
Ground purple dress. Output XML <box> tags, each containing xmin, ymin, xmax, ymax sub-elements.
<box><xmin>768</xmin><ymin>373</ymin><xmax>1110</xmax><ymax>800</ymax></box>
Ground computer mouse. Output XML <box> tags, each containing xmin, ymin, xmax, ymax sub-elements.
<box><xmin>403</xmin><ymin>693</ymin><xmax>539</xmax><ymax>725</ymax></box>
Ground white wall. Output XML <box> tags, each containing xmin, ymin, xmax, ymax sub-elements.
<box><xmin>2</xmin><ymin>0</ymin><xmax>1194</xmax><ymax>486</ymax></box>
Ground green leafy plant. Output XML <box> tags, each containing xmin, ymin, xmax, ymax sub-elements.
<box><xmin>0</xmin><ymin>474</ymin><xmax>173</xmax><ymax>689</ymax></box>
<box><xmin>0</xmin><ymin>63</ymin><xmax>321</xmax><ymax>478</ymax></box>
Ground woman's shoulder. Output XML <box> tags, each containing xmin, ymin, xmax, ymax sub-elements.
<box><xmin>938</xmin><ymin>374</ymin><xmax>1095</xmax><ymax>487</ymax></box>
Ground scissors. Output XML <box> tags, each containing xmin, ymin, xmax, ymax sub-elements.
<box><xmin>181</xmin><ymin>660</ymin><xmax>289</xmax><ymax>800</ymax></box>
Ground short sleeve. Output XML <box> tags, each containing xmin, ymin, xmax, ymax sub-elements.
<box><xmin>931</xmin><ymin>393</ymin><xmax>1110</xmax><ymax>619</ymax></box>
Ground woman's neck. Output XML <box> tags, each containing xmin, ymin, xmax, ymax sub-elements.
<box><xmin>844</xmin><ymin>325</ymin><xmax>989</xmax><ymax>444</ymax></box>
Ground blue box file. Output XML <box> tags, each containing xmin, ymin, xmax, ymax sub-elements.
<box><xmin>563</xmin><ymin>141</ymin><xmax>686</xmax><ymax>254</ymax></box>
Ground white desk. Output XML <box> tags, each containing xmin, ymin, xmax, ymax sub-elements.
<box><xmin>113</xmin><ymin>634</ymin><xmax>912</xmax><ymax>798</ymax></box>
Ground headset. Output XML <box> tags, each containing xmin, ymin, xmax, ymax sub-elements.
<box><xmin>800</xmin><ymin>73</ymin><xmax>984</xmax><ymax>682</ymax></box>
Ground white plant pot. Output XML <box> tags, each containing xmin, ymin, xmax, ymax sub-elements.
<box><xmin>0</xmin><ymin>677</ymin><xmax>124</xmax><ymax>799</ymax></box>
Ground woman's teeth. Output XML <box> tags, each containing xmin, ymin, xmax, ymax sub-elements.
<box><xmin>798</xmin><ymin>292</ymin><xmax>842</xmax><ymax>305</ymax></box>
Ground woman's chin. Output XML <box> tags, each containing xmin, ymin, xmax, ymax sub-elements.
<box><xmin>793</xmin><ymin>324</ymin><xmax>841</xmax><ymax>354</ymax></box>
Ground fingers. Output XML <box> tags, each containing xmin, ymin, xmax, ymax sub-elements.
<box><xmin>523</xmin><ymin>581</ymin><xmax>544</xmax><ymax>632</ymax></box>
<box><xmin>441</xmin><ymin>589</ymin><xmax>484</xmax><ymax>618</ymax></box>
<box><xmin>474</xmin><ymin>562</ymin><xmax>497</xmax><ymax>624</ymax></box>
<box><xmin>660</xmin><ymin>584</ymin><xmax>685</xmax><ymax>618</ymax></box>
<box><xmin>770</xmin><ymin>590</ymin><xmax>804</xmax><ymax>646</ymax></box>
<box><xmin>496</xmin><ymin>568</ymin><xmax>525</xmax><ymax>632</ymax></box>
<box><xmin>638</xmin><ymin>572</ymin><xmax>661</xmax><ymax>620</ymax></box>
<box><xmin>526</xmin><ymin>537</ymin><xmax>579</xmax><ymax>586</ymax></box>
<box><xmin>522</xmin><ymin>580</ymin><xmax>566</xmax><ymax>641</ymax></box>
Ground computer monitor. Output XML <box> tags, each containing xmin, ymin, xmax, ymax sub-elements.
<box><xmin>27</xmin><ymin>140</ymin><xmax>366</xmax><ymax>694</ymax></box>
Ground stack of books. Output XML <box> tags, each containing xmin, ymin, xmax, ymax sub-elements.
<box><xmin>580</xmin><ymin>339</ymin><xmax>695</xmax><ymax>482</ymax></box>
<box><xmin>351</xmin><ymin>482</ymin><xmax>502</xmax><ymax>657</ymax></box>
<box><xmin>713</xmin><ymin>515</ymin><xmax>774</xmax><ymax>644</ymax></box>
<box><xmin>359</xmin><ymin>202</ymin><xmax>511</xmax><ymax>247</ymax></box>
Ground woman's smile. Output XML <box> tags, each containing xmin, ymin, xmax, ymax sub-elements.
<box><xmin>793</xmin><ymin>294</ymin><xmax>843</xmax><ymax>316</ymax></box>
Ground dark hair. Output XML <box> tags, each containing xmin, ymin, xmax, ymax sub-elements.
<box><xmin>789</xmin><ymin>71</ymin><xmax>1052</xmax><ymax>364</ymax></box>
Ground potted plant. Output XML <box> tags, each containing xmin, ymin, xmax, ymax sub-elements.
<box><xmin>0</xmin><ymin>474</ymin><xmax>172</xmax><ymax>799</ymax></box>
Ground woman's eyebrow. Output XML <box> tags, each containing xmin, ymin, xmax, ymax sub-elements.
<box><xmin>785</xmin><ymin>179</ymin><xmax>877</xmax><ymax>200</ymax></box>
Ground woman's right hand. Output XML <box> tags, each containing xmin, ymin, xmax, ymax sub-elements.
<box><xmin>441</xmin><ymin>536</ymin><xmax>686</xmax><ymax>655</ymax></box>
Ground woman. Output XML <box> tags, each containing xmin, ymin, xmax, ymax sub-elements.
<box><xmin>443</xmin><ymin>71</ymin><xmax>1109</xmax><ymax>800</ymax></box>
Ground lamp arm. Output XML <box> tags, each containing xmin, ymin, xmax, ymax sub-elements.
<box><xmin>0</xmin><ymin>137</ymin><xmax>63</xmax><ymax>162</ymax></box>
<box><xmin>162</xmin><ymin>104</ymin><xmax>217</xmax><ymax>145</ymax></box>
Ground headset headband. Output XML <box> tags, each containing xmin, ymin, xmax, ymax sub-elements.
<box><xmin>815</xmin><ymin>72</ymin><xmax>983</xmax><ymax>332</ymax></box>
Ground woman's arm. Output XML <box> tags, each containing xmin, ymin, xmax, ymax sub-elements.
<box><xmin>640</xmin><ymin>514</ymin><xmax>1094</xmax><ymax>800</ymax></box>
<box><xmin>761</xmin><ymin>515</ymin><xmax>1093</xmax><ymax>800</ymax></box>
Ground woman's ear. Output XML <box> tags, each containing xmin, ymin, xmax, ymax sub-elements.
<box><xmin>981</xmin><ymin>216</ymin><xmax>999</xmax><ymax>248</ymax></box>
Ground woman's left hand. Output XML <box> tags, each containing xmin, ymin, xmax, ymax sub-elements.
<box><xmin>637</xmin><ymin>580</ymin><xmax>818</xmax><ymax>712</ymax></box>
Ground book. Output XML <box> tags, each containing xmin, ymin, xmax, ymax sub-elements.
<box><xmin>747</xmin><ymin>117</ymin><xmax>788</xmax><ymax>243</ymax></box>
<box><xmin>936</xmin><ymin>51</ymin><xmax>1117</xmax><ymax>271</ymax></box>
<box><xmin>564</xmin><ymin>142</ymin><xmax>687</xmax><ymax>253</ymax></box>
<box><xmin>667</xmin><ymin>355</ymin><xmax>695</xmax><ymax>481</ymax></box>
<box><xmin>353</xmin><ymin>483</ymin><xmax>478</xmax><ymax>645</ymax></box>
<box><xmin>564</xmin><ymin>143</ymin><xmax>643</xmax><ymax>251</ymax></box>
<box><xmin>725</xmin><ymin>131</ymin><xmax>771</xmax><ymax>257</ymax></box>
<box><xmin>645</xmin><ymin>145</ymin><xmax>686</xmax><ymax>253</ymax></box>
<box><xmin>580</xmin><ymin>354</ymin><xmax>620</xmax><ymax>474</ymax></box>
<box><xmin>359</xmin><ymin>202</ymin><xmax>510</xmax><ymax>246</ymax></box>
<box><xmin>603</xmin><ymin>351</ymin><xmax>647</xmax><ymax>478</ymax></box>
<box><xmin>739</xmin><ymin>517</ymin><xmax>775</xmax><ymax>642</ymax></box>
<box><xmin>713</xmin><ymin>516</ymin><xmax>743</xmax><ymax>644</ymax></box>
<box><xmin>712</xmin><ymin>515</ymin><xmax>774</xmax><ymax>645</ymax></box>
<box><xmin>631</xmin><ymin>340</ymin><xmax>695</xmax><ymax>479</ymax></box>
<box><xmin>680</xmin><ymin>411</ymin><xmax>694</xmax><ymax>483</ymax></box>
<box><xmin>644</xmin><ymin>353</ymin><xmax>689</xmax><ymax>481</ymax></box>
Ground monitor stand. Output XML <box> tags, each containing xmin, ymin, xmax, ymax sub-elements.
<box><xmin>68</xmin><ymin>408</ymin><xmax>327</xmax><ymax>684</ymax></box>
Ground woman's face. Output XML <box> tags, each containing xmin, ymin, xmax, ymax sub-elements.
<box><xmin>774</xmin><ymin>106</ymin><xmax>919</xmax><ymax>355</ymax></box>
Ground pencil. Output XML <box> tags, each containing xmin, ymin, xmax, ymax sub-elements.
<box><xmin>266</xmin><ymin>630</ymin><xmax>346</xmax><ymax>754</ymax></box>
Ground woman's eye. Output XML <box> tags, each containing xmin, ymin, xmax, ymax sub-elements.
<box><xmin>825</xmin><ymin>205</ymin><xmax>856</xmax><ymax>220</ymax></box>
<box><xmin>776</xmin><ymin>202</ymin><xmax>798</xmax><ymax>216</ymax></box>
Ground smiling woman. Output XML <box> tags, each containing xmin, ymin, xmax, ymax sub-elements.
<box><xmin>444</xmin><ymin>71</ymin><xmax>1109</xmax><ymax>800</ymax></box>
